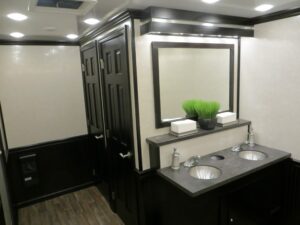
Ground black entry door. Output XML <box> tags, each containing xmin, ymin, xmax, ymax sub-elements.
<box><xmin>81</xmin><ymin>42</ymin><xmax>104</xmax><ymax>135</ymax></box>
<box><xmin>81</xmin><ymin>42</ymin><xmax>110</xmax><ymax>201</ymax></box>
<box><xmin>99</xmin><ymin>29</ymin><xmax>138</xmax><ymax>225</ymax></box>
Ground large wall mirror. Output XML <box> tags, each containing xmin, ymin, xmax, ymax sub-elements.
<box><xmin>152</xmin><ymin>42</ymin><xmax>234</xmax><ymax>128</ymax></box>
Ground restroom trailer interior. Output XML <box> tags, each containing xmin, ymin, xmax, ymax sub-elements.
<box><xmin>0</xmin><ymin>1</ymin><xmax>300</xmax><ymax>225</ymax></box>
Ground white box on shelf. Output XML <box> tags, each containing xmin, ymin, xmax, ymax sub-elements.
<box><xmin>217</xmin><ymin>112</ymin><xmax>237</xmax><ymax>124</ymax></box>
<box><xmin>171</xmin><ymin>119</ymin><xmax>197</xmax><ymax>134</ymax></box>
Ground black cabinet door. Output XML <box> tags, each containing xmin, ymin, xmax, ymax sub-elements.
<box><xmin>282</xmin><ymin>161</ymin><xmax>300</xmax><ymax>225</ymax></box>
<box><xmin>99</xmin><ymin>29</ymin><xmax>138</xmax><ymax>225</ymax></box>
<box><xmin>221</xmin><ymin>163</ymin><xmax>285</xmax><ymax>225</ymax></box>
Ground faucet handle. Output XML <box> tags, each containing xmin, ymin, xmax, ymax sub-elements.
<box><xmin>184</xmin><ymin>155</ymin><xmax>201</xmax><ymax>167</ymax></box>
<box><xmin>231</xmin><ymin>145</ymin><xmax>241</xmax><ymax>152</ymax></box>
<box><xmin>232</xmin><ymin>143</ymin><xmax>248</xmax><ymax>152</ymax></box>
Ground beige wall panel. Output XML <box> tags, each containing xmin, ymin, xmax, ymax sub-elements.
<box><xmin>0</xmin><ymin>45</ymin><xmax>87</xmax><ymax>148</ymax></box>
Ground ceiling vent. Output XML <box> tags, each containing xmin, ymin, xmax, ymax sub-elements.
<box><xmin>28</xmin><ymin>0</ymin><xmax>98</xmax><ymax>15</ymax></box>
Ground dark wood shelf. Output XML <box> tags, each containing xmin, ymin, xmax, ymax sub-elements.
<box><xmin>146</xmin><ymin>119</ymin><xmax>251</xmax><ymax>147</ymax></box>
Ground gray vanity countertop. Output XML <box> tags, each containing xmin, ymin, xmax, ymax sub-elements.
<box><xmin>157</xmin><ymin>145</ymin><xmax>291</xmax><ymax>197</ymax></box>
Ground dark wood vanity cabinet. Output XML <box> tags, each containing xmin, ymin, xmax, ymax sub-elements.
<box><xmin>140</xmin><ymin>174</ymin><xmax>220</xmax><ymax>225</ymax></box>
<box><xmin>160</xmin><ymin>181</ymin><xmax>219</xmax><ymax>225</ymax></box>
<box><xmin>141</xmin><ymin>160</ymin><xmax>289</xmax><ymax>225</ymax></box>
<box><xmin>220</xmin><ymin>162</ymin><xmax>286</xmax><ymax>225</ymax></box>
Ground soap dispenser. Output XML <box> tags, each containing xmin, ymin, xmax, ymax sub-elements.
<box><xmin>171</xmin><ymin>148</ymin><xmax>180</xmax><ymax>170</ymax></box>
<box><xmin>248</xmin><ymin>126</ymin><xmax>255</xmax><ymax>147</ymax></box>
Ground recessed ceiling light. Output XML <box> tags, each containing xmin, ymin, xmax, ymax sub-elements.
<box><xmin>10</xmin><ymin>32</ymin><xmax>24</xmax><ymax>38</ymax></box>
<box><xmin>153</xmin><ymin>18</ymin><xmax>169</xmax><ymax>23</ymax></box>
<box><xmin>66</xmin><ymin>34</ymin><xmax>79</xmax><ymax>40</ymax></box>
<box><xmin>84</xmin><ymin>18</ymin><xmax>100</xmax><ymax>25</ymax></box>
<box><xmin>255</xmin><ymin>4</ymin><xmax>274</xmax><ymax>12</ymax></box>
<box><xmin>7</xmin><ymin>13</ymin><xmax>28</xmax><ymax>21</ymax></box>
<box><xmin>202</xmin><ymin>23</ymin><xmax>214</xmax><ymax>27</ymax></box>
<box><xmin>202</xmin><ymin>0</ymin><xmax>220</xmax><ymax>4</ymax></box>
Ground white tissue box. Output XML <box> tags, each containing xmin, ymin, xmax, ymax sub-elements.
<box><xmin>171</xmin><ymin>119</ymin><xmax>197</xmax><ymax>134</ymax></box>
<box><xmin>217</xmin><ymin>112</ymin><xmax>237</xmax><ymax>124</ymax></box>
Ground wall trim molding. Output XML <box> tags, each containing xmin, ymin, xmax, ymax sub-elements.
<box><xmin>141</xmin><ymin>7</ymin><xmax>253</xmax><ymax>26</ymax></box>
<box><xmin>140</xmin><ymin>21</ymin><xmax>254</xmax><ymax>37</ymax></box>
<box><xmin>237</xmin><ymin>37</ymin><xmax>241</xmax><ymax>119</ymax></box>
<box><xmin>250</xmin><ymin>7</ymin><xmax>300</xmax><ymax>25</ymax></box>
<box><xmin>140</xmin><ymin>6</ymin><xmax>300</xmax><ymax>26</ymax></box>
<box><xmin>8</xmin><ymin>135</ymin><xmax>89</xmax><ymax>154</ymax></box>
<box><xmin>0</xmin><ymin>103</ymin><xmax>9</xmax><ymax>156</ymax></box>
<box><xmin>79</xmin><ymin>10</ymin><xmax>142</xmax><ymax>45</ymax></box>
<box><xmin>131</xmin><ymin>18</ymin><xmax>143</xmax><ymax>171</ymax></box>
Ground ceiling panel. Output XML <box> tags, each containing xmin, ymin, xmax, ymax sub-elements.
<box><xmin>0</xmin><ymin>0</ymin><xmax>78</xmax><ymax>40</ymax></box>
<box><xmin>0</xmin><ymin>0</ymin><xmax>300</xmax><ymax>40</ymax></box>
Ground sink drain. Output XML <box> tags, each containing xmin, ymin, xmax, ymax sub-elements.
<box><xmin>210</xmin><ymin>155</ymin><xmax>225</xmax><ymax>160</ymax></box>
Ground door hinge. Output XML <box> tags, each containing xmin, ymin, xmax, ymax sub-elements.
<box><xmin>100</xmin><ymin>58</ymin><xmax>105</xmax><ymax>70</ymax></box>
<box><xmin>112</xmin><ymin>191</ymin><xmax>116</xmax><ymax>200</ymax></box>
<box><xmin>106</xmin><ymin>129</ymin><xmax>110</xmax><ymax>138</ymax></box>
<box><xmin>81</xmin><ymin>64</ymin><xmax>85</xmax><ymax>72</ymax></box>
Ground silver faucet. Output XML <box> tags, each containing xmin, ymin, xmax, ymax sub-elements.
<box><xmin>184</xmin><ymin>155</ymin><xmax>202</xmax><ymax>167</ymax></box>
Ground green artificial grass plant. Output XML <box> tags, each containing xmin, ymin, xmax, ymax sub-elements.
<box><xmin>194</xmin><ymin>100</ymin><xmax>220</xmax><ymax>119</ymax></box>
<box><xmin>182</xmin><ymin>100</ymin><xmax>198</xmax><ymax>117</ymax></box>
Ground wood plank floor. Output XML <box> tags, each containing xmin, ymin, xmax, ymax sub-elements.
<box><xmin>18</xmin><ymin>186</ymin><xmax>124</xmax><ymax>225</ymax></box>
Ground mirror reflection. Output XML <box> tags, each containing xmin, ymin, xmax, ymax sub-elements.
<box><xmin>152</xmin><ymin>42</ymin><xmax>234</xmax><ymax>127</ymax></box>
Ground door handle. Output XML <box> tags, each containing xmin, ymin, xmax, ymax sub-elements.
<box><xmin>94</xmin><ymin>135</ymin><xmax>104</xmax><ymax>140</ymax></box>
<box><xmin>119</xmin><ymin>152</ymin><xmax>132</xmax><ymax>159</ymax></box>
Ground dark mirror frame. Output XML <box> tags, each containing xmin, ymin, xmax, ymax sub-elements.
<box><xmin>152</xmin><ymin>42</ymin><xmax>235</xmax><ymax>128</ymax></box>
